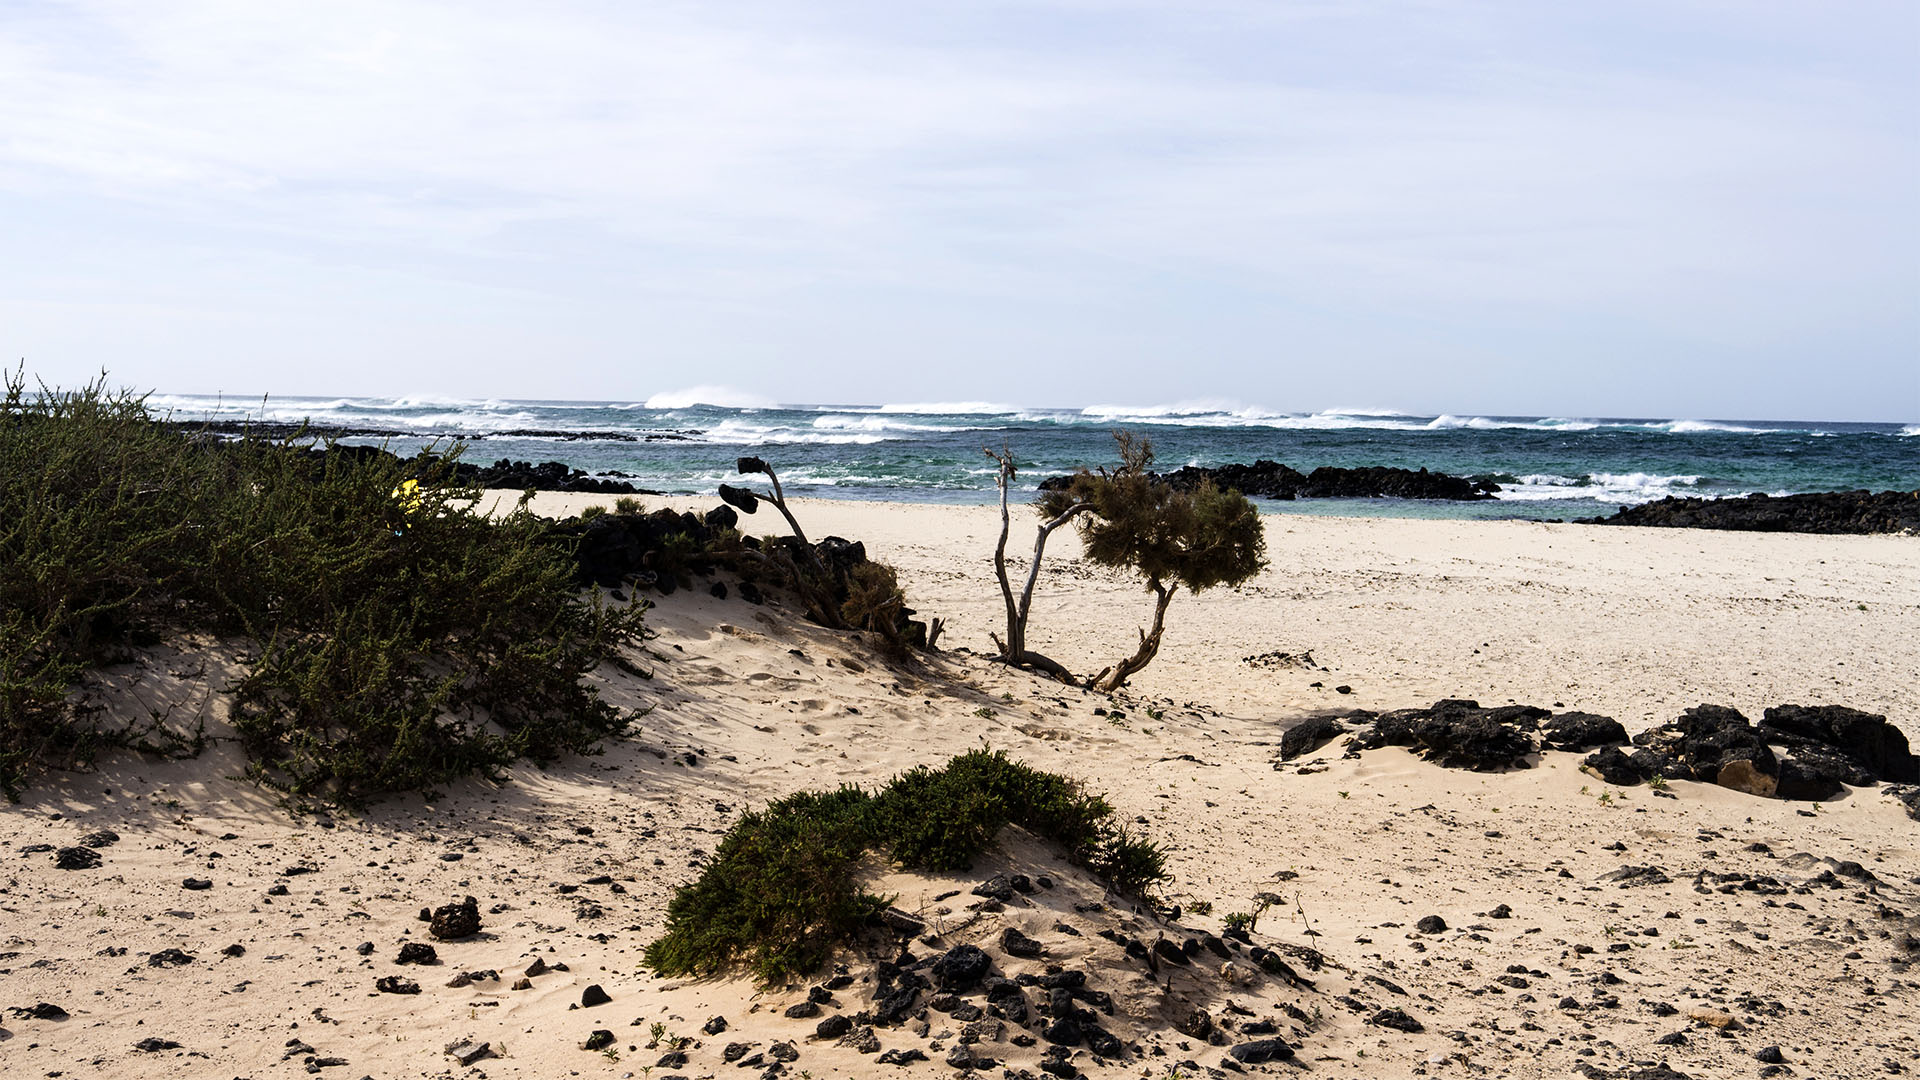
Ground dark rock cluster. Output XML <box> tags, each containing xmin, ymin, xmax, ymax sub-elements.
<box><xmin>458</xmin><ymin>458</ymin><xmax>653</xmax><ymax>495</ymax></box>
<box><xmin>1041</xmin><ymin>460</ymin><xmax>1500</xmax><ymax>501</ymax></box>
<box><xmin>1342</xmin><ymin>700</ymin><xmax>1556</xmax><ymax>770</ymax></box>
<box><xmin>1313</xmin><ymin>698</ymin><xmax>1914</xmax><ymax>805</ymax></box>
<box><xmin>1583</xmin><ymin>489</ymin><xmax>1920</xmax><ymax>535</ymax></box>
<box><xmin>1582</xmin><ymin>704</ymin><xmax>1916</xmax><ymax>799</ymax></box>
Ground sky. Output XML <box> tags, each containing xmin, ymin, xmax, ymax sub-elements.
<box><xmin>1</xmin><ymin>1</ymin><xmax>1915</xmax><ymax>421</ymax></box>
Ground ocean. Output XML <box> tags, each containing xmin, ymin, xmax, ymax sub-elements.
<box><xmin>149</xmin><ymin>394</ymin><xmax>1919</xmax><ymax>522</ymax></box>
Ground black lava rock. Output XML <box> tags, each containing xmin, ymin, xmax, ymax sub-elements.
<box><xmin>1542</xmin><ymin>712</ymin><xmax>1629</xmax><ymax>751</ymax></box>
<box><xmin>181</xmin><ymin>877</ymin><xmax>212</xmax><ymax>890</ymax></box>
<box><xmin>815</xmin><ymin>1014</ymin><xmax>851</xmax><ymax>1040</ymax></box>
<box><xmin>396</xmin><ymin>942</ymin><xmax>438</xmax><ymax>965</ymax></box>
<box><xmin>1582</xmin><ymin>746</ymin><xmax>1647</xmax><ymax>786</ymax></box>
<box><xmin>1001</xmin><ymin>927</ymin><xmax>1044</xmax><ymax>958</ymax></box>
<box><xmin>703</xmin><ymin>1015</ymin><xmax>728</xmax><ymax>1035</ymax></box>
<box><xmin>54</xmin><ymin>846</ymin><xmax>102</xmax><ymax>870</ymax></box>
<box><xmin>1415</xmin><ymin>915</ymin><xmax>1447</xmax><ymax>934</ymax></box>
<box><xmin>1369</xmin><ymin>1007</ymin><xmax>1425</xmax><ymax>1032</ymax></box>
<box><xmin>1230</xmin><ymin>1038</ymin><xmax>1294</xmax><ymax>1063</ymax></box>
<box><xmin>784</xmin><ymin>1000</ymin><xmax>820</xmax><ymax>1019</ymax></box>
<box><xmin>1279</xmin><ymin>714</ymin><xmax>1349</xmax><ymax>761</ymax></box>
<box><xmin>583</xmin><ymin>1029</ymin><xmax>614</xmax><ymax>1051</ymax></box>
<box><xmin>1349</xmin><ymin>700</ymin><xmax>1547</xmax><ymax>770</ymax></box>
<box><xmin>1761</xmin><ymin>703</ymin><xmax>1917</xmax><ymax>784</ymax></box>
<box><xmin>375</xmin><ymin>976</ymin><xmax>420</xmax><ymax>994</ymax></box>
<box><xmin>1053</xmin><ymin>460</ymin><xmax>1501</xmax><ymax>501</ymax></box>
<box><xmin>972</xmin><ymin>874</ymin><xmax>1017</xmax><ymax>902</ymax></box>
<box><xmin>931</xmin><ymin>944</ymin><xmax>992</xmax><ymax>991</ymax></box>
<box><xmin>428</xmin><ymin>896</ymin><xmax>481</xmax><ymax>940</ymax></box>
<box><xmin>1584</xmin><ymin>489</ymin><xmax>1920</xmax><ymax>535</ymax></box>
<box><xmin>580</xmin><ymin>984</ymin><xmax>611</xmax><ymax>1007</ymax></box>
<box><xmin>147</xmin><ymin>948</ymin><xmax>195</xmax><ymax>967</ymax></box>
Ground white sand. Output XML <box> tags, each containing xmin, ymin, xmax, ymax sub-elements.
<box><xmin>4</xmin><ymin>496</ymin><xmax>1915</xmax><ymax>1079</ymax></box>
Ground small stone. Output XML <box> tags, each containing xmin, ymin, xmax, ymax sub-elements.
<box><xmin>723</xmin><ymin>1042</ymin><xmax>752</xmax><ymax>1062</ymax></box>
<box><xmin>396</xmin><ymin>942</ymin><xmax>438</xmax><ymax>965</ymax></box>
<box><xmin>221</xmin><ymin>943</ymin><xmax>246</xmax><ymax>957</ymax></box>
<box><xmin>510</xmin><ymin>977</ymin><xmax>532</xmax><ymax>990</ymax></box>
<box><xmin>374</xmin><ymin>976</ymin><xmax>420</xmax><ymax>994</ymax></box>
<box><xmin>1687</xmin><ymin>1006</ymin><xmax>1735</xmax><ymax>1029</ymax></box>
<box><xmin>78</xmin><ymin>829</ymin><xmax>120</xmax><ymax>848</ymax></box>
<box><xmin>769</xmin><ymin>1040</ymin><xmax>798</xmax><ymax>1062</ymax></box>
<box><xmin>355</xmin><ymin>942</ymin><xmax>373</xmax><ymax>956</ymax></box>
<box><xmin>12</xmin><ymin>1002</ymin><xmax>69</xmax><ymax>1020</ymax></box>
<box><xmin>134</xmin><ymin>1036</ymin><xmax>184</xmax><ymax>1052</ymax></box>
<box><xmin>524</xmin><ymin>957</ymin><xmax>548</xmax><ymax>977</ymax></box>
<box><xmin>1486</xmin><ymin>903</ymin><xmax>1512</xmax><ymax>919</ymax></box>
<box><xmin>446</xmin><ymin>1041</ymin><xmax>492</xmax><ymax>1065</ymax></box>
<box><xmin>1756</xmin><ymin>1045</ymin><xmax>1786</xmax><ymax>1064</ymax></box>
<box><xmin>704</xmin><ymin>1015</ymin><xmax>729</xmax><ymax>1035</ymax></box>
<box><xmin>784</xmin><ymin>1000</ymin><xmax>820</xmax><ymax>1019</ymax></box>
<box><xmin>182</xmin><ymin>878</ymin><xmax>213</xmax><ymax>890</ymax></box>
<box><xmin>147</xmin><ymin>948</ymin><xmax>195</xmax><ymax>967</ymax></box>
<box><xmin>1415</xmin><ymin>915</ymin><xmax>1447</xmax><ymax>934</ymax></box>
<box><xmin>267</xmin><ymin>884</ymin><xmax>290</xmax><ymax>896</ymax></box>
<box><xmin>580</xmin><ymin>983</ymin><xmax>611</xmax><ymax>1007</ymax></box>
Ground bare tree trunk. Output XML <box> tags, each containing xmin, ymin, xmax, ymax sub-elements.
<box><xmin>1092</xmin><ymin>579</ymin><xmax>1177</xmax><ymax>693</ymax></box>
<box><xmin>989</xmin><ymin>450</ymin><xmax>1021</xmax><ymax>657</ymax></box>
<box><xmin>985</xmin><ymin>447</ymin><xmax>1086</xmax><ymax>682</ymax></box>
<box><xmin>767</xmin><ymin>474</ymin><xmax>810</xmax><ymax>549</ymax></box>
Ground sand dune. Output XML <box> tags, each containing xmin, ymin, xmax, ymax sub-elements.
<box><xmin>3</xmin><ymin>498</ymin><xmax>1915</xmax><ymax>1079</ymax></box>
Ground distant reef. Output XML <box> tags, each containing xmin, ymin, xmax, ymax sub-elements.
<box><xmin>1040</xmin><ymin>460</ymin><xmax>1501</xmax><ymax>501</ymax></box>
<box><xmin>1581</xmin><ymin>490</ymin><xmax>1920</xmax><ymax>535</ymax></box>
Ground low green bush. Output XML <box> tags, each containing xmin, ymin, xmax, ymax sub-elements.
<box><xmin>642</xmin><ymin>749</ymin><xmax>1167</xmax><ymax>983</ymax></box>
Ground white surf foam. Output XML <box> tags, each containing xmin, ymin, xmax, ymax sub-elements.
<box><xmin>1493</xmin><ymin>472</ymin><xmax>1707</xmax><ymax>505</ymax></box>
<box><xmin>643</xmin><ymin>385</ymin><xmax>779</xmax><ymax>410</ymax></box>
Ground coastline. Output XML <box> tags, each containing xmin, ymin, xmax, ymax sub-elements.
<box><xmin>3</xmin><ymin>491</ymin><xmax>1915</xmax><ymax>1078</ymax></box>
<box><xmin>496</xmin><ymin>492</ymin><xmax>1920</xmax><ymax>727</ymax></box>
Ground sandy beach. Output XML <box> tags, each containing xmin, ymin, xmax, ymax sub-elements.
<box><xmin>4</xmin><ymin>496</ymin><xmax>1916</xmax><ymax>1080</ymax></box>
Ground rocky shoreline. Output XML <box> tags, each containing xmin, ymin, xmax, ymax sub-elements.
<box><xmin>1582</xmin><ymin>489</ymin><xmax>1920</xmax><ymax>535</ymax></box>
<box><xmin>1041</xmin><ymin>460</ymin><xmax>1501</xmax><ymax>501</ymax></box>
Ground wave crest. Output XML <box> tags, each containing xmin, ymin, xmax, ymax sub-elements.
<box><xmin>643</xmin><ymin>385</ymin><xmax>779</xmax><ymax>410</ymax></box>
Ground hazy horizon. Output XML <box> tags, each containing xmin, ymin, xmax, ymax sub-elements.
<box><xmin>4</xmin><ymin>3</ymin><xmax>1916</xmax><ymax>422</ymax></box>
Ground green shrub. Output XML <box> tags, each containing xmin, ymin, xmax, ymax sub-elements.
<box><xmin>643</xmin><ymin>749</ymin><xmax>1167</xmax><ymax>983</ymax></box>
<box><xmin>612</xmin><ymin>495</ymin><xmax>644</xmax><ymax>515</ymax></box>
<box><xmin>840</xmin><ymin>561</ymin><xmax>910</xmax><ymax>659</ymax></box>
<box><xmin>0</xmin><ymin>375</ymin><xmax>215</xmax><ymax>796</ymax></box>
<box><xmin>642</xmin><ymin>786</ymin><xmax>885</xmax><ymax>983</ymax></box>
<box><xmin>0</xmin><ymin>371</ymin><xmax>648</xmax><ymax>802</ymax></box>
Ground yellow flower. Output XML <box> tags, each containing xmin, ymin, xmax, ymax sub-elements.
<box><xmin>391</xmin><ymin>479</ymin><xmax>423</xmax><ymax>515</ymax></box>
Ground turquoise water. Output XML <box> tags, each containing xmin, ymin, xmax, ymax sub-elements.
<box><xmin>150</xmin><ymin>395</ymin><xmax>1919</xmax><ymax>521</ymax></box>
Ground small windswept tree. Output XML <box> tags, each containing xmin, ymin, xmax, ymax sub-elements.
<box><xmin>1038</xmin><ymin>433</ymin><xmax>1267</xmax><ymax>692</ymax></box>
